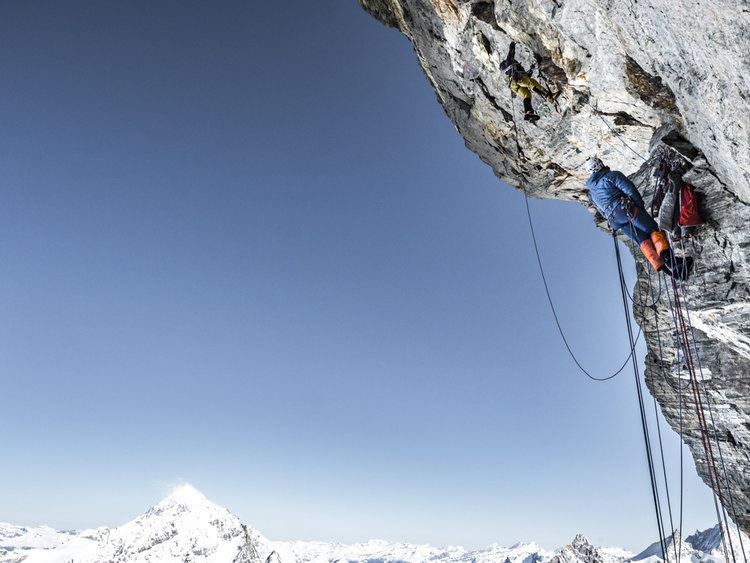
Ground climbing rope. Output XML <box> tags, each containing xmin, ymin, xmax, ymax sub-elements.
<box><xmin>651</xmin><ymin>268</ymin><xmax>690</xmax><ymax>562</ymax></box>
<box><xmin>587</xmin><ymin>97</ymin><xmax>649</xmax><ymax>162</ymax></box>
<box><xmin>670</xmin><ymin>268</ymin><xmax>748</xmax><ymax>563</ymax></box>
<box><xmin>652</xmin><ymin>393</ymin><xmax>677</xmax><ymax>560</ymax></box>
<box><xmin>613</xmin><ymin>230</ymin><xmax>670</xmax><ymax>562</ymax></box>
<box><xmin>671</xmin><ymin>275</ymin><xmax>735</xmax><ymax>563</ymax></box>
<box><xmin>509</xmin><ymin>91</ymin><xmax>641</xmax><ymax>381</ymax></box>
<box><xmin>623</xmin><ymin>221</ymin><xmax>664</xmax><ymax>309</ymax></box>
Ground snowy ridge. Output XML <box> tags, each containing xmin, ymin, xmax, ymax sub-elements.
<box><xmin>273</xmin><ymin>539</ymin><xmax>555</xmax><ymax>563</ymax></box>
<box><xmin>1</xmin><ymin>485</ymin><xmax>749</xmax><ymax>563</ymax></box>
<box><xmin>631</xmin><ymin>524</ymin><xmax>750</xmax><ymax>563</ymax></box>
<box><xmin>0</xmin><ymin>524</ymin><xmax>76</xmax><ymax>551</ymax></box>
<box><xmin>685</xmin><ymin>522</ymin><xmax>750</xmax><ymax>558</ymax></box>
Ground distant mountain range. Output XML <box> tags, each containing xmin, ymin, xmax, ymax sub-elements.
<box><xmin>1</xmin><ymin>484</ymin><xmax>746</xmax><ymax>563</ymax></box>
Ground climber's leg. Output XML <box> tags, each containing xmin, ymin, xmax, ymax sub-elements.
<box><xmin>518</xmin><ymin>74</ymin><xmax>557</xmax><ymax>103</ymax></box>
<box><xmin>650</xmin><ymin>230</ymin><xmax>670</xmax><ymax>256</ymax></box>
<box><xmin>640</xmin><ymin>239</ymin><xmax>666</xmax><ymax>271</ymax></box>
<box><xmin>522</xmin><ymin>96</ymin><xmax>539</xmax><ymax>122</ymax></box>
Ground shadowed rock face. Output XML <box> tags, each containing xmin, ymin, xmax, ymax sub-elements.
<box><xmin>360</xmin><ymin>0</ymin><xmax>750</xmax><ymax>534</ymax></box>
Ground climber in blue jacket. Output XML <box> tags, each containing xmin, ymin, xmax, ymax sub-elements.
<box><xmin>585</xmin><ymin>156</ymin><xmax>689</xmax><ymax>279</ymax></box>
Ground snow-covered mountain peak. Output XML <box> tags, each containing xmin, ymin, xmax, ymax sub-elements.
<box><xmin>549</xmin><ymin>534</ymin><xmax>618</xmax><ymax>563</ymax></box>
<box><xmin>154</xmin><ymin>483</ymin><xmax>218</xmax><ymax>510</ymax></box>
<box><xmin>0</xmin><ymin>486</ymin><xmax>262</xmax><ymax>563</ymax></box>
<box><xmin>100</xmin><ymin>483</ymin><xmax>246</xmax><ymax>561</ymax></box>
<box><xmin>571</xmin><ymin>534</ymin><xmax>592</xmax><ymax>550</ymax></box>
<box><xmin>159</xmin><ymin>483</ymin><xmax>213</xmax><ymax>509</ymax></box>
<box><xmin>140</xmin><ymin>483</ymin><xmax>231</xmax><ymax>522</ymax></box>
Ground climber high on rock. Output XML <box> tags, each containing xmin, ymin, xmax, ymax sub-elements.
<box><xmin>500</xmin><ymin>41</ymin><xmax>559</xmax><ymax>123</ymax></box>
<box><xmin>584</xmin><ymin>156</ymin><xmax>692</xmax><ymax>280</ymax></box>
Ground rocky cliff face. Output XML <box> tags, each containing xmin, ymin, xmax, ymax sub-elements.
<box><xmin>359</xmin><ymin>0</ymin><xmax>750</xmax><ymax>534</ymax></box>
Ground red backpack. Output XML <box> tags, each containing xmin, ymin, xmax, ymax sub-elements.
<box><xmin>679</xmin><ymin>182</ymin><xmax>704</xmax><ymax>226</ymax></box>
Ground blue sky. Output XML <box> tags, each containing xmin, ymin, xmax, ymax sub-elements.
<box><xmin>0</xmin><ymin>0</ymin><xmax>717</xmax><ymax>552</ymax></box>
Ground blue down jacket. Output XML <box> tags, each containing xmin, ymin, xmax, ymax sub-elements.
<box><xmin>586</xmin><ymin>168</ymin><xmax>646</xmax><ymax>219</ymax></box>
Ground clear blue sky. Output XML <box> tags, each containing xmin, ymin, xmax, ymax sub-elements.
<box><xmin>0</xmin><ymin>0</ymin><xmax>717</xmax><ymax>552</ymax></box>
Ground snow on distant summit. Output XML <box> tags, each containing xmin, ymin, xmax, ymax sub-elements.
<box><xmin>548</xmin><ymin>534</ymin><xmax>614</xmax><ymax>563</ymax></box>
<box><xmin>161</xmin><ymin>483</ymin><xmax>214</xmax><ymax>508</ymax></box>
<box><xmin>0</xmin><ymin>484</ymin><xmax>253</xmax><ymax>563</ymax></box>
<box><xmin>1</xmin><ymin>485</ymin><xmax>749</xmax><ymax>563</ymax></box>
<box><xmin>98</xmin><ymin>483</ymin><xmax>246</xmax><ymax>561</ymax></box>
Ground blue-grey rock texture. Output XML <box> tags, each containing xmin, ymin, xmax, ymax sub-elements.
<box><xmin>360</xmin><ymin>0</ymin><xmax>750</xmax><ymax>535</ymax></box>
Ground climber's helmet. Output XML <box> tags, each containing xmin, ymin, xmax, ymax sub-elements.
<box><xmin>585</xmin><ymin>156</ymin><xmax>605</xmax><ymax>175</ymax></box>
<box><xmin>500</xmin><ymin>60</ymin><xmax>510</xmax><ymax>74</ymax></box>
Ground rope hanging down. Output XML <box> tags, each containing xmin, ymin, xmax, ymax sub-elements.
<box><xmin>522</xmin><ymin>191</ymin><xmax>640</xmax><ymax>381</ymax></box>
<box><xmin>613</xmin><ymin>230</ymin><xmax>669</xmax><ymax>562</ymax></box>
<box><xmin>668</xmin><ymin>270</ymin><xmax>748</xmax><ymax>563</ymax></box>
<box><xmin>509</xmin><ymin>90</ymin><xmax>641</xmax><ymax>382</ymax></box>
<box><xmin>648</xmin><ymin>265</ymin><xmax>689</xmax><ymax>563</ymax></box>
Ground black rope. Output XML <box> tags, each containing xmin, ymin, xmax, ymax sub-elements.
<box><xmin>672</xmin><ymin>274</ymin><xmax>734</xmax><ymax>563</ymax></box>
<box><xmin>613</xmin><ymin>230</ymin><xmax>669</xmax><ymax>561</ymax></box>
<box><xmin>653</xmin><ymin>394</ymin><xmax>679</xmax><ymax>563</ymax></box>
<box><xmin>650</xmin><ymin>269</ymin><xmax>688</xmax><ymax>563</ymax></box>
<box><xmin>523</xmin><ymin>193</ymin><xmax>641</xmax><ymax>381</ymax></box>
<box><xmin>623</xmin><ymin>220</ymin><xmax>663</xmax><ymax>309</ymax></box>
<box><xmin>675</xmin><ymin>272</ymin><xmax>748</xmax><ymax>563</ymax></box>
<box><xmin>650</xmin><ymin>268</ymin><xmax>690</xmax><ymax>562</ymax></box>
<box><xmin>679</xmin><ymin>364</ymin><xmax>685</xmax><ymax>563</ymax></box>
<box><xmin>508</xmin><ymin>90</ymin><xmax>641</xmax><ymax>382</ymax></box>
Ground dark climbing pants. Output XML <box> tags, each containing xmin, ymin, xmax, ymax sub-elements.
<box><xmin>609</xmin><ymin>204</ymin><xmax>659</xmax><ymax>245</ymax></box>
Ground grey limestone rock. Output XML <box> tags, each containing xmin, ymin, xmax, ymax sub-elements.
<box><xmin>360</xmin><ymin>0</ymin><xmax>750</xmax><ymax>535</ymax></box>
